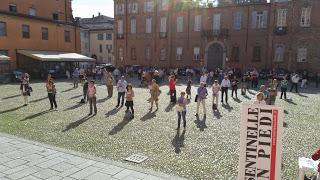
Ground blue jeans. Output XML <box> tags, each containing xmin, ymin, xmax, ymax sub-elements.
<box><xmin>177</xmin><ymin>111</ymin><xmax>186</xmax><ymax>128</ymax></box>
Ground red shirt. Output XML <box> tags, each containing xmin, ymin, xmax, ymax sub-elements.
<box><xmin>169</xmin><ymin>79</ymin><xmax>175</xmax><ymax>90</ymax></box>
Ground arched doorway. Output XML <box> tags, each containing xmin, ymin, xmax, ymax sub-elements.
<box><xmin>206</xmin><ymin>42</ymin><xmax>225</xmax><ymax>70</ymax></box>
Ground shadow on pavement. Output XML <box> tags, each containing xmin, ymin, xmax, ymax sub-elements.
<box><xmin>109</xmin><ymin>117</ymin><xmax>131</xmax><ymax>135</ymax></box>
<box><xmin>171</xmin><ymin>129</ymin><xmax>186</xmax><ymax>154</ymax></box>
<box><xmin>165</xmin><ymin>103</ymin><xmax>175</xmax><ymax>112</ymax></box>
<box><xmin>105</xmin><ymin>107</ymin><xmax>121</xmax><ymax>118</ymax></box>
<box><xmin>30</xmin><ymin>97</ymin><xmax>47</xmax><ymax>103</ymax></box>
<box><xmin>213</xmin><ymin>109</ymin><xmax>222</xmax><ymax>119</ymax></box>
<box><xmin>62</xmin><ymin>87</ymin><xmax>75</xmax><ymax>93</ymax></box>
<box><xmin>69</xmin><ymin>94</ymin><xmax>83</xmax><ymax>100</ymax></box>
<box><xmin>194</xmin><ymin>115</ymin><xmax>207</xmax><ymax>131</ymax></box>
<box><xmin>285</xmin><ymin>99</ymin><xmax>297</xmax><ymax>105</ymax></box>
<box><xmin>2</xmin><ymin>94</ymin><xmax>21</xmax><ymax>100</ymax></box>
<box><xmin>242</xmin><ymin>95</ymin><xmax>251</xmax><ymax>100</ymax></box>
<box><xmin>64</xmin><ymin>103</ymin><xmax>84</xmax><ymax>111</ymax></box>
<box><xmin>97</xmin><ymin>97</ymin><xmax>110</xmax><ymax>104</ymax></box>
<box><xmin>0</xmin><ymin>106</ymin><xmax>24</xmax><ymax>114</ymax></box>
<box><xmin>232</xmin><ymin>97</ymin><xmax>242</xmax><ymax>103</ymax></box>
<box><xmin>140</xmin><ymin>110</ymin><xmax>157</xmax><ymax>121</ymax></box>
<box><xmin>20</xmin><ymin>110</ymin><xmax>50</xmax><ymax>121</ymax></box>
<box><xmin>222</xmin><ymin>103</ymin><xmax>233</xmax><ymax>112</ymax></box>
<box><xmin>62</xmin><ymin>115</ymin><xmax>93</xmax><ymax>132</ymax></box>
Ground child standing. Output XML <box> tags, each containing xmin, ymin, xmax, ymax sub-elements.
<box><xmin>176</xmin><ymin>92</ymin><xmax>189</xmax><ymax>130</ymax></box>
<box><xmin>212</xmin><ymin>80</ymin><xmax>220</xmax><ymax>109</ymax></box>
<box><xmin>87</xmin><ymin>80</ymin><xmax>97</xmax><ymax>116</ymax></box>
<box><xmin>125</xmin><ymin>84</ymin><xmax>135</xmax><ymax>119</ymax></box>
<box><xmin>253</xmin><ymin>92</ymin><xmax>266</xmax><ymax>105</ymax></box>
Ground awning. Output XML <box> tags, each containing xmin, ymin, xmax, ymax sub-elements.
<box><xmin>0</xmin><ymin>54</ymin><xmax>10</xmax><ymax>61</ymax></box>
<box><xmin>17</xmin><ymin>50</ymin><xmax>95</xmax><ymax>62</ymax></box>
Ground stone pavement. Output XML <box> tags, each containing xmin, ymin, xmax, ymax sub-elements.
<box><xmin>0</xmin><ymin>133</ymin><xmax>185</xmax><ymax>180</ymax></box>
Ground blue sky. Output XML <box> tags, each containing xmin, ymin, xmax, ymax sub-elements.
<box><xmin>72</xmin><ymin>0</ymin><xmax>114</xmax><ymax>18</ymax></box>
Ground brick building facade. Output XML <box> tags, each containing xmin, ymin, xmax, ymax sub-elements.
<box><xmin>0</xmin><ymin>0</ymin><xmax>82</xmax><ymax>76</ymax></box>
<box><xmin>114</xmin><ymin>0</ymin><xmax>320</xmax><ymax>73</ymax></box>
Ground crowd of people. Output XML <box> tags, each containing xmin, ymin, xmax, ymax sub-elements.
<box><xmin>19</xmin><ymin>65</ymin><xmax>320</xmax><ymax>130</ymax></box>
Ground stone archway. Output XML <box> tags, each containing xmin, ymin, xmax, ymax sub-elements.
<box><xmin>205</xmin><ymin>41</ymin><xmax>226</xmax><ymax>70</ymax></box>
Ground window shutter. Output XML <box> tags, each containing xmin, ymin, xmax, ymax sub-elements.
<box><xmin>262</xmin><ymin>10</ymin><xmax>268</xmax><ymax>28</ymax></box>
<box><xmin>251</xmin><ymin>11</ymin><xmax>257</xmax><ymax>29</ymax></box>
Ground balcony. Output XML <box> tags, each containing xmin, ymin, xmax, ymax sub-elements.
<box><xmin>201</xmin><ymin>28</ymin><xmax>229</xmax><ymax>39</ymax></box>
<box><xmin>159</xmin><ymin>32</ymin><xmax>167</xmax><ymax>39</ymax></box>
<box><xmin>117</xmin><ymin>33</ymin><xmax>124</xmax><ymax>39</ymax></box>
<box><xmin>274</xmin><ymin>26</ymin><xmax>287</xmax><ymax>35</ymax></box>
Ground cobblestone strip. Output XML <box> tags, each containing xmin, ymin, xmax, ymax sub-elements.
<box><xmin>0</xmin><ymin>133</ymin><xmax>186</xmax><ymax>180</ymax></box>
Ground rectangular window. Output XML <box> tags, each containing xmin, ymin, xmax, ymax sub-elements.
<box><xmin>160</xmin><ymin>17</ymin><xmax>167</xmax><ymax>33</ymax></box>
<box><xmin>118</xmin><ymin>19</ymin><xmax>124</xmax><ymax>34</ymax></box>
<box><xmin>176</xmin><ymin>47</ymin><xmax>183</xmax><ymax>61</ymax></box>
<box><xmin>106</xmin><ymin>33</ymin><xmax>112</xmax><ymax>40</ymax></box>
<box><xmin>231</xmin><ymin>46</ymin><xmax>240</xmax><ymax>62</ymax></box>
<box><xmin>297</xmin><ymin>47</ymin><xmax>307</xmax><ymax>62</ymax></box>
<box><xmin>41</xmin><ymin>27</ymin><xmax>48</xmax><ymax>40</ymax></box>
<box><xmin>252</xmin><ymin>46</ymin><xmax>261</xmax><ymax>62</ymax></box>
<box><xmin>274</xmin><ymin>45</ymin><xmax>284</xmax><ymax>62</ymax></box>
<box><xmin>277</xmin><ymin>9</ymin><xmax>287</xmax><ymax>27</ymax></box>
<box><xmin>99</xmin><ymin>44</ymin><xmax>103</xmax><ymax>53</ymax></box>
<box><xmin>159</xmin><ymin>0</ymin><xmax>169</xmax><ymax>11</ymax></box>
<box><xmin>233</xmin><ymin>12</ymin><xmax>242</xmax><ymax>30</ymax></box>
<box><xmin>213</xmin><ymin>14</ymin><xmax>221</xmax><ymax>31</ymax></box>
<box><xmin>146</xmin><ymin>17</ymin><xmax>152</xmax><ymax>33</ymax></box>
<box><xmin>193</xmin><ymin>47</ymin><xmax>200</xmax><ymax>61</ymax></box>
<box><xmin>117</xmin><ymin>3</ymin><xmax>125</xmax><ymax>15</ymax></box>
<box><xmin>145</xmin><ymin>47</ymin><xmax>151</xmax><ymax>60</ymax></box>
<box><xmin>29</xmin><ymin>7</ymin><xmax>36</xmax><ymax>16</ymax></box>
<box><xmin>301</xmin><ymin>7</ymin><xmax>311</xmax><ymax>27</ymax></box>
<box><xmin>97</xmin><ymin>34</ymin><xmax>103</xmax><ymax>40</ymax></box>
<box><xmin>160</xmin><ymin>48</ymin><xmax>166</xmax><ymax>61</ymax></box>
<box><xmin>53</xmin><ymin>13</ymin><xmax>59</xmax><ymax>21</ymax></box>
<box><xmin>131</xmin><ymin>18</ymin><xmax>136</xmax><ymax>34</ymax></box>
<box><xmin>131</xmin><ymin>47</ymin><xmax>136</xmax><ymax>60</ymax></box>
<box><xmin>144</xmin><ymin>0</ymin><xmax>154</xmax><ymax>13</ymax></box>
<box><xmin>22</xmin><ymin>25</ymin><xmax>30</xmax><ymax>39</ymax></box>
<box><xmin>252</xmin><ymin>11</ymin><xmax>268</xmax><ymax>29</ymax></box>
<box><xmin>9</xmin><ymin>4</ymin><xmax>17</xmax><ymax>13</ymax></box>
<box><xmin>0</xmin><ymin>22</ymin><xmax>6</xmax><ymax>36</ymax></box>
<box><xmin>177</xmin><ymin>16</ymin><xmax>183</xmax><ymax>33</ymax></box>
<box><xmin>194</xmin><ymin>15</ymin><xmax>201</xmax><ymax>32</ymax></box>
<box><xmin>119</xmin><ymin>48</ymin><xmax>124</xmax><ymax>60</ymax></box>
<box><xmin>128</xmin><ymin>2</ymin><xmax>138</xmax><ymax>14</ymax></box>
<box><xmin>64</xmin><ymin>31</ymin><xmax>70</xmax><ymax>42</ymax></box>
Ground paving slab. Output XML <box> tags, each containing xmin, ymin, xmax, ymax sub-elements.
<box><xmin>0</xmin><ymin>133</ymin><xmax>186</xmax><ymax>180</ymax></box>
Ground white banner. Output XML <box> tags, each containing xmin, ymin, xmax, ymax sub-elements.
<box><xmin>238</xmin><ymin>104</ymin><xmax>283</xmax><ymax>180</ymax></box>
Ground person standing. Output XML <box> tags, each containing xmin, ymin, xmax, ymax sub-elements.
<box><xmin>150</xmin><ymin>79</ymin><xmax>161</xmax><ymax>110</ymax></box>
<box><xmin>301</xmin><ymin>71</ymin><xmax>308</xmax><ymax>89</ymax></box>
<box><xmin>125</xmin><ymin>84</ymin><xmax>135</xmax><ymax>119</ymax></box>
<box><xmin>106</xmin><ymin>72</ymin><xmax>114</xmax><ymax>97</ymax></box>
<box><xmin>200</xmin><ymin>73</ymin><xmax>208</xmax><ymax>86</ymax></box>
<box><xmin>231</xmin><ymin>76</ymin><xmax>239</xmax><ymax>99</ymax></box>
<box><xmin>196</xmin><ymin>82</ymin><xmax>207</xmax><ymax>117</ymax></box>
<box><xmin>46</xmin><ymin>78</ymin><xmax>57</xmax><ymax>110</ymax></box>
<box><xmin>113</xmin><ymin>68</ymin><xmax>121</xmax><ymax>83</ymax></box>
<box><xmin>72</xmin><ymin>68</ymin><xmax>79</xmax><ymax>88</ymax></box>
<box><xmin>290</xmin><ymin>73</ymin><xmax>299</xmax><ymax>93</ymax></box>
<box><xmin>212</xmin><ymin>80</ymin><xmax>220</xmax><ymax>109</ymax></box>
<box><xmin>267</xmin><ymin>79</ymin><xmax>278</xmax><ymax>105</ymax></box>
<box><xmin>169</xmin><ymin>75</ymin><xmax>177</xmax><ymax>104</ymax></box>
<box><xmin>20</xmin><ymin>73</ymin><xmax>30</xmax><ymax>106</ymax></box>
<box><xmin>280</xmin><ymin>76</ymin><xmax>288</xmax><ymax>99</ymax></box>
<box><xmin>259</xmin><ymin>85</ymin><xmax>269</xmax><ymax>102</ymax></box>
<box><xmin>176</xmin><ymin>92</ymin><xmax>189</xmax><ymax>130</ymax></box>
<box><xmin>83</xmin><ymin>78</ymin><xmax>89</xmax><ymax>103</ymax></box>
<box><xmin>87</xmin><ymin>80</ymin><xmax>97</xmax><ymax>115</ymax></box>
<box><xmin>186</xmin><ymin>76</ymin><xmax>192</xmax><ymax>99</ymax></box>
<box><xmin>116</xmin><ymin>76</ymin><xmax>127</xmax><ymax>108</ymax></box>
<box><xmin>220</xmin><ymin>76</ymin><xmax>230</xmax><ymax>104</ymax></box>
<box><xmin>92</xmin><ymin>67</ymin><xmax>97</xmax><ymax>80</ymax></box>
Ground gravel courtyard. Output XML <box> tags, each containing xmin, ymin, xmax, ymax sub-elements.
<box><xmin>0</xmin><ymin>79</ymin><xmax>319</xmax><ymax>179</ymax></box>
